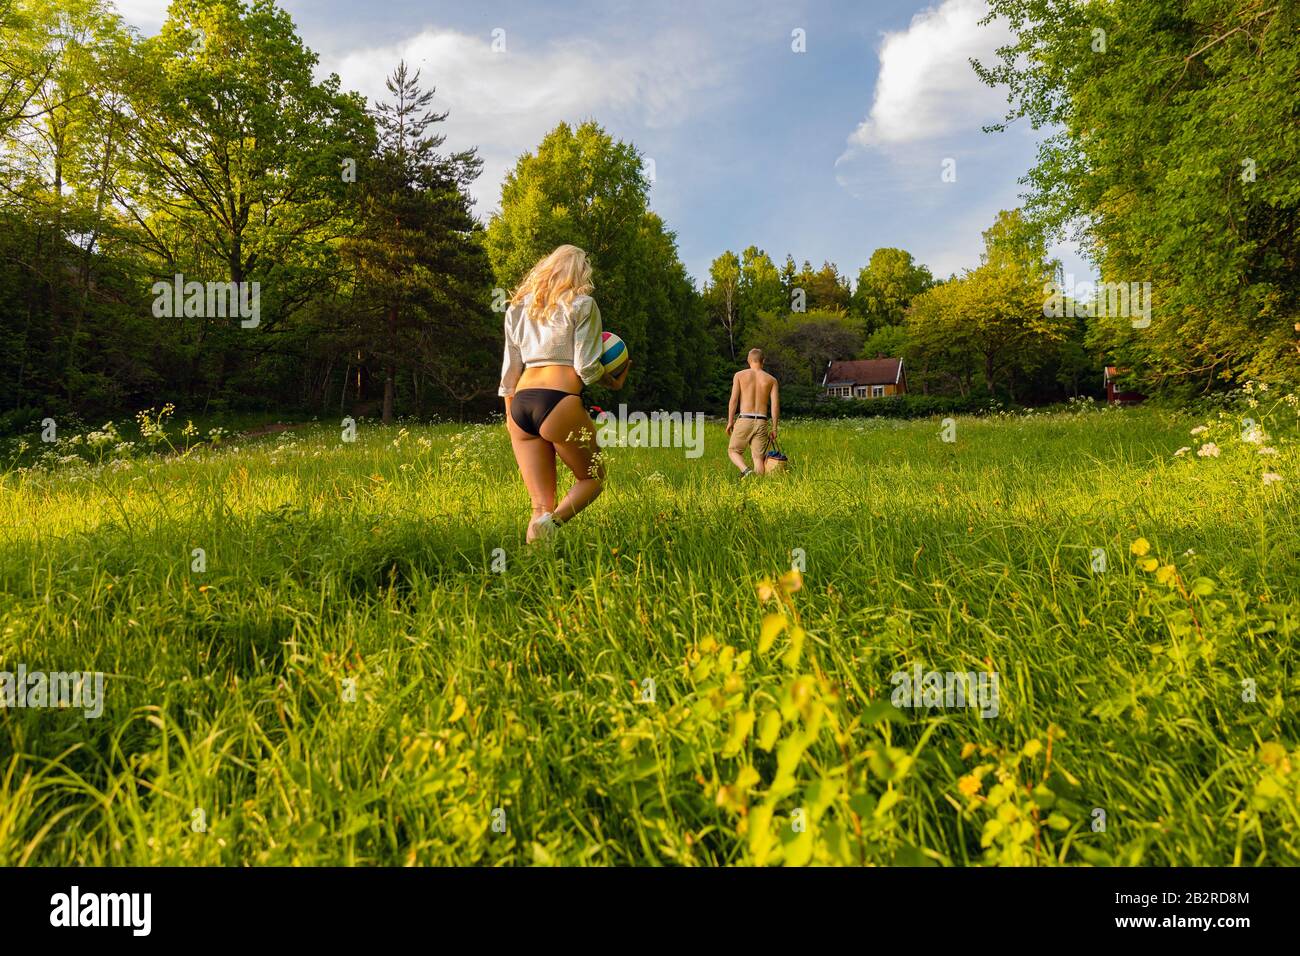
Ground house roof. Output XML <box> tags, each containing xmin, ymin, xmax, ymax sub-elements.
<box><xmin>824</xmin><ymin>358</ymin><xmax>903</xmax><ymax>386</ymax></box>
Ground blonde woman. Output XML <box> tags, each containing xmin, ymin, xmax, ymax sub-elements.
<box><xmin>499</xmin><ymin>245</ymin><xmax>630</xmax><ymax>542</ymax></box>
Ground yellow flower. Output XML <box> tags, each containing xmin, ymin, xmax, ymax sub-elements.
<box><xmin>960</xmin><ymin>742</ymin><xmax>977</xmax><ymax>759</ymax></box>
<box><xmin>1138</xmin><ymin>557</ymin><xmax>1159</xmax><ymax>572</ymax></box>
<box><xmin>1130</xmin><ymin>537</ymin><xmax>1151</xmax><ymax>557</ymax></box>
<box><xmin>1155</xmin><ymin>565</ymin><xmax>1176</xmax><ymax>585</ymax></box>
<box><xmin>958</xmin><ymin>774</ymin><xmax>982</xmax><ymax>797</ymax></box>
<box><xmin>1259</xmin><ymin>742</ymin><xmax>1287</xmax><ymax>767</ymax></box>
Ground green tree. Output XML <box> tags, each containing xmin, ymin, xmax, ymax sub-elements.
<box><xmin>852</xmin><ymin>248</ymin><xmax>933</xmax><ymax>332</ymax></box>
<box><xmin>345</xmin><ymin>61</ymin><xmax>492</xmax><ymax>424</ymax></box>
<box><xmin>861</xmin><ymin>324</ymin><xmax>910</xmax><ymax>362</ymax></box>
<box><xmin>907</xmin><ymin>211</ymin><xmax>1068</xmax><ymax>397</ymax></box>
<box><xmin>0</xmin><ymin>0</ymin><xmax>58</xmax><ymax>148</ymax></box>
<box><xmin>791</xmin><ymin>260</ymin><xmax>852</xmax><ymax>314</ymax></box>
<box><xmin>123</xmin><ymin>0</ymin><xmax>371</xmax><ymax>397</ymax></box>
<box><xmin>705</xmin><ymin>250</ymin><xmax>741</xmax><ymax>360</ymax></box>
<box><xmin>906</xmin><ymin>279</ymin><xmax>977</xmax><ymax>396</ymax></box>
<box><xmin>978</xmin><ymin>0</ymin><xmax>1300</xmax><ymax>390</ymax></box>
<box><xmin>0</xmin><ymin>0</ymin><xmax>141</xmax><ymax>412</ymax></box>
<box><xmin>485</xmin><ymin>121</ymin><xmax>711</xmax><ymax>409</ymax></box>
<box><xmin>746</xmin><ymin>310</ymin><xmax>862</xmax><ymax>388</ymax></box>
<box><xmin>738</xmin><ymin>246</ymin><xmax>785</xmax><ymax>334</ymax></box>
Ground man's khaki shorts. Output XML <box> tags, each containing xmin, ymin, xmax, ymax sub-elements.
<box><xmin>729</xmin><ymin>416</ymin><xmax>769</xmax><ymax>461</ymax></box>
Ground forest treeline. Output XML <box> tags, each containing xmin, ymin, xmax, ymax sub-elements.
<box><xmin>1</xmin><ymin>0</ymin><xmax>1295</xmax><ymax>430</ymax></box>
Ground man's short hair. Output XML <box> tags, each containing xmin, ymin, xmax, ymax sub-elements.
<box><xmin>748</xmin><ymin>348</ymin><xmax>763</xmax><ymax>364</ymax></box>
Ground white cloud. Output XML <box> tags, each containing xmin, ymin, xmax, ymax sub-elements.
<box><xmin>110</xmin><ymin>0</ymin><xmax>170</xmax><ymax>32</ymax></box>
<box><xmin>840</xmin><ymin>0</ymin><xmax>1013</xmax><ymax>155</ymax></box>
<box><xmin>326</xmin><ymin>28</ymin><xmax>730</xmax><ymax>213</ymax></box>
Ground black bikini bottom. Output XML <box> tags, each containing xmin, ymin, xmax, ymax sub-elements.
<box><xmin>510</xmin><ymin>388</ymin><xmax>578</xmax><ymax>437</ymax></box>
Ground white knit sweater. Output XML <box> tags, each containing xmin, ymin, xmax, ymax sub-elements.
<box><xmin>498</xmin><ymin>295</ymin><xmax>605</xmax><ymax>397</ymax></box>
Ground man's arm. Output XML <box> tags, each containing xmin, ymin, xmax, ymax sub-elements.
<box><xmin>726</xmin><ymin>373</ymin><xmax>740</xmax><ymax>433</ymax></box>
<box><xmin>769</xmin><ymin>377</ymin><xmax>779</xmax><ymax>439</ymax></box>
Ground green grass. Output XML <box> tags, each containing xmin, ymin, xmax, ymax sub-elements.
<box><xmin>1</xmin><ymin>403</ymin><xmax>1297</xmax><ymax>865</ymax></box>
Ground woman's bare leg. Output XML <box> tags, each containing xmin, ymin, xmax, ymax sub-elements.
<box><xmin>506</xmin><ymin>412</ymin><xmax>557</xmax><ymax>541</ymax></box>
<box><xmin>540</xmin><ymin>395</ymin><xmax>605</xmax><ymax>523</ymax></box>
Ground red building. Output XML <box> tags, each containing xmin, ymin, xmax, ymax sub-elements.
<box><xmin>1104</xmin><ymin>366</ymin><xmax>1146</xmax><ymax>405</ymax></box>
<box><xmin>823</xmin><ymin>358</ymin><xmax>907</xmax><ymax>399</ymax></box>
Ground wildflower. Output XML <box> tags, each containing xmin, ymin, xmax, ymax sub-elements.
<box><xmin>1262</xmin><ymin>473</ymin><xmax>1283</xmax><ymax>486</ymax></box>
<box><xmin>1130</xmin><ymin>538</ymin><xmax>1151</xmax><ymax>557</ymax></box>
<box><xmin>1138</xmin><ymin>557</ymin><xmax>1159</xmax><ymax>572</ymax></box>
<box><xmin>1197</xmin><ymin>443</ymin><xmax>1220</xmax><ymax>458</ymax></box>
<box><xmin>1173</xmin><ymin>446</ymin><xmax>1190</xmax><ymax>457</ymax></box>
<box><xmin>1190</xmin><ymin>425</ymin><xmax>1208</xmax><ymax>436</ymax></box>
<box><xmin>1259</xmin><ymin>446</ymin><xmax>1279</xmax><ymax>456</ymax></box>
<box><xmin>1260</xmin><ymin>742</ymin><xmax>1287</xmax><ymax>767</ymax></box>
<box><xmin>958</xmin><ymin>774</ymin><xmax>982</xmax><ymax>798</ymax></box>
<box><xmin>1155</xmin><ymin>565</ymin><xmax>1177</xmax><ymax>585</ymax></box>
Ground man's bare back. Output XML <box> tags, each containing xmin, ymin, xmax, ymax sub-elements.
<box><xmin>733</xmin><ymin>367</ymin><xmax>777</xmax><ymax>416</ymax></box>
<box><xmin>726</xmin><ymin>349</ymin><xmax>780</xmax><ymax>476</ymax></box>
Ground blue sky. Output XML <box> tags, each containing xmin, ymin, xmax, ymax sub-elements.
<box><xmin>115</xmin><ymin>0</ymin><xmax>1094</xmax><ymax>288</ymax></box>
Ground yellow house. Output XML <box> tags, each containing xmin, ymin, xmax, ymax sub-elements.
<box><xmin>822</xmin><ymin>358</ymin><xmax>907</xmax><ymax>399</ymax></box>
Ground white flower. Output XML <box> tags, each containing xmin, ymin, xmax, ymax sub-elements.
<box><xmin>1259</xmin><ymin>446</ymin><xmax>1279</xmax><ymax>456</ymax></box>
<box><xmin>1173</xmin><ymin>446</ymin><xmax>1191</xmax><ymax>457</ymax></box>
<box><xmin>1197</xmin><ymin>442</ymin><xmax>1221</xmax><ymax>458</ymax></box>
<box><xmin>1262</xmin><ymin>472</ymin><xmax>1283</xmax><ymax>486</ymax></box>
<box><xmin>1190</xmin><ymin>425</ymin><xmax>1209</xmax><ymax>436</ymax></box>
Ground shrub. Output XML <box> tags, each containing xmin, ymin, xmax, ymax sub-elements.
<box><xmin>783</xmin><ymin>394</ymin><xmax>1004</xmax><ymax>419</ymax></box>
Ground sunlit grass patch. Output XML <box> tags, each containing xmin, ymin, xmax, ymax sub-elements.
<box><xmin>1</xmin><ymin>402</ymin><xmax>1297</xmax><ymax>865</ymax></box>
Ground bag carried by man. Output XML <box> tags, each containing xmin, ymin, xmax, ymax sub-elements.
<box><xmin>764</xmin><ymin>434</ymin><xmax>789</xmax><ymax>474</ymax></box>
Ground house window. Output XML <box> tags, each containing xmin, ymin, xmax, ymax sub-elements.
<box><xmin>855</xmin><ymin>386</ymin><xmax>867</xmax><ymax>398</ymax></box>
<box><xmin>872</xmin><ymin>385</ymin><xmax>885</xmax><ymax>398</ymax></box>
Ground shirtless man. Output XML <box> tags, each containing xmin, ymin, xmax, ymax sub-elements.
<box><xmin>726</xmin><ymin>348</ymin><xmax>780</xmax><ymax>477</ymax></box>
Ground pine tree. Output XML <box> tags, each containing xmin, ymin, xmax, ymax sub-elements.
<box><xmin>347</xmin><ymin>60</ymin><xmax>492</xmax><ymax>423</ymax></box>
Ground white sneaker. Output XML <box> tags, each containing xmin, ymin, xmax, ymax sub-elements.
<box><xmin>531</xmin><ymin>512</ymin><xmax>562</xmax><ymax>540</ymax></box>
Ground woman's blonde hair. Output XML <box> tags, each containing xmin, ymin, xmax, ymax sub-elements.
<box><xmin>511</xmin><ymin>244</ymin><xmax>593</xmax><ymax>319</ymax></box>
